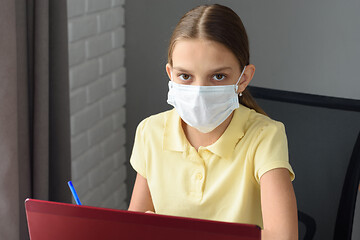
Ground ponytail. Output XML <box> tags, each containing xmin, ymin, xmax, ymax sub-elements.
<box><xmin>240</xmin><ymin>89</ymin><xmax>268</xmax><ymax>116</ymax></box>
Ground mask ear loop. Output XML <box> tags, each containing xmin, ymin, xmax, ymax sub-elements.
<box><xmin>235</xmin><ymin>66</ymin><xmax>247</xmax><ymax>96</ymax></box>
<box><xmin>169</xmin><ymin>71</ymin><xmax>175</xmax><ymax>89</ymax></box>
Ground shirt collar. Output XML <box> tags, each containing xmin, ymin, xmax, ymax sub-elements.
<box><xmin>163</xmin><ymin>105</ymin><xmax>251</xmax><ymax>159</ymax></box>
<box><xmin>163</xmin><ymin>109</ymin><xmax>186</xmax><ymax>152</ymax></box>
<box><xmin>207</xmin><ymin>104</ymin><xmax>250</xmax><ymax>159</ymax></box>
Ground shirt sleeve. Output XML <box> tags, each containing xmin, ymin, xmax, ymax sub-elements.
<box><xmin>253</xmin><ymin>121</ymin><xmax>295</xmax><ymax>183</ymax></box>
<box><xmin>130</xmin><ymin>119</ymin><xmax>147</xmax><ymax>178</ymax></box>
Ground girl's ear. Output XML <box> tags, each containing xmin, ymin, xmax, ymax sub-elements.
<box><xmin>238</xmin><ymin>64</ymin><xmax>255</xmax><ymax>94</ymax></box>
<box><xmin>166</xmin><ymin>63</ymin><xmax>172</xmax><ymax>80</ymax></box>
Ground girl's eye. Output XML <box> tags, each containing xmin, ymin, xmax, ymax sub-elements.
<box><xmin>213</xmin><ymin>74</ymin><xmax>226</xmax><ymax>81</ymax></box>
<box><xmin>179</xmin><ymin>74</ymin><xmax>191</xmax><ymax>81</ymax></box>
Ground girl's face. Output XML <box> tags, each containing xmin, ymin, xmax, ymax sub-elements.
<box><xmin>166</xmin><ymin>39</ymin><xmax>242</xmax><ymax>88</ymax></box>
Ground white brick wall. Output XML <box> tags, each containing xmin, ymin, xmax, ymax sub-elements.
<box><xmin>67</xmin><ymin>0</ymin><xmax>127</xmax><ymax>210</ymax></box>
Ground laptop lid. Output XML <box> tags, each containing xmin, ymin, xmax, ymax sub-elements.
<box><xmin>25</xmin><ymin>198</ymin><xmax>261</xmax><ymax>240</ymax></box>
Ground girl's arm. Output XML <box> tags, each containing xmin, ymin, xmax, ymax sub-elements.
<box><xmin>128</xmin><ymin>173</ymin><xmax>155</xmax><ymax>212</ymax></box>
<box><xmin>260</xmin><ymin>168</ymin><xmax>298</xmax><ymax>240</ymax></box>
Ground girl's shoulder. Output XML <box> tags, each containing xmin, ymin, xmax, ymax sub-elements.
<box><xmin>136</xmin><ymin>109</ymin><xmax>176</xmax><ymax>132</ymax></box>
<box><xmin>244</xmin><ymin>107</ymin><xmax>286</xmax><ymax>138</ymax></box>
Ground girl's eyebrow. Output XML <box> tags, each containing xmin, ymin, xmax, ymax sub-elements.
<box><xmin>172</xmin><ymin>67</ymin><xmax>191</xmax><ymax>72</ymax></box>
<box><xmin>173</xmin><ymin>66</ymin><xmax>233</xmax><ymax>72</ymax></box>
<box><xmin>211</xmin><ymin>67</ymin><xmax>233</xmax><ymax>72</ymax></box>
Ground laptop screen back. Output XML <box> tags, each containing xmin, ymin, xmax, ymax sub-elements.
<box><xmin>25</xmin><ymin>198</ymin><xmax>260</xmax><ymax>240</ymax></box>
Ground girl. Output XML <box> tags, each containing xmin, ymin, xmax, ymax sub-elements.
<box><xmin>128</xmin><ymin>4</ymin><xmax>298</xmax><ymax>240</ymax></box>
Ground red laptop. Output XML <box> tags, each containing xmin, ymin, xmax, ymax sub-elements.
<box><xmin>25</xmin><ymin>198</ymin><xmax>261</xmax><ymax>240</ymax></box>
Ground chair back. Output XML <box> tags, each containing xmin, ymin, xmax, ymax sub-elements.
<box><xmin>253</xmin><ymin>95</ymin><xmax>360</xmax><ymax>240</ymax></box>
<box><xmin>334</xmin><ymin>132</ymin><xmax>360</xmax><ymax>239</ymax></box>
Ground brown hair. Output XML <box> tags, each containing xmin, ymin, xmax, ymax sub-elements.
<box><xmin>167</xmin><ymin>4</ymin><xmax>267</xmax><ymax>116</ymax></box>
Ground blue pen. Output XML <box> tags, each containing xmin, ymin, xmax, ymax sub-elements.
<box><xmin>68</xmin><ymin>181</ymin><xmax>82</xmax><ymax>205</ymax></box>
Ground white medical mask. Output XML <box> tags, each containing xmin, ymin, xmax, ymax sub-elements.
<box><xmin>167</xmin><ymin>66</ymin><xmax>246</xmax><ymax>133</ymax></box>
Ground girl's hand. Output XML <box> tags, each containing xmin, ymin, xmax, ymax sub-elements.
<box><xmin>145</xmin><ymin>210</ymin><xmax>155</xmax><ymax>214</ymax></box>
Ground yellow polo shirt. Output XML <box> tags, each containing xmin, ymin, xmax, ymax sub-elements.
<box><xmin>130</xmin><ymin>104</ymin><xmax>294</xmax><ymax>228</ymax></box>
